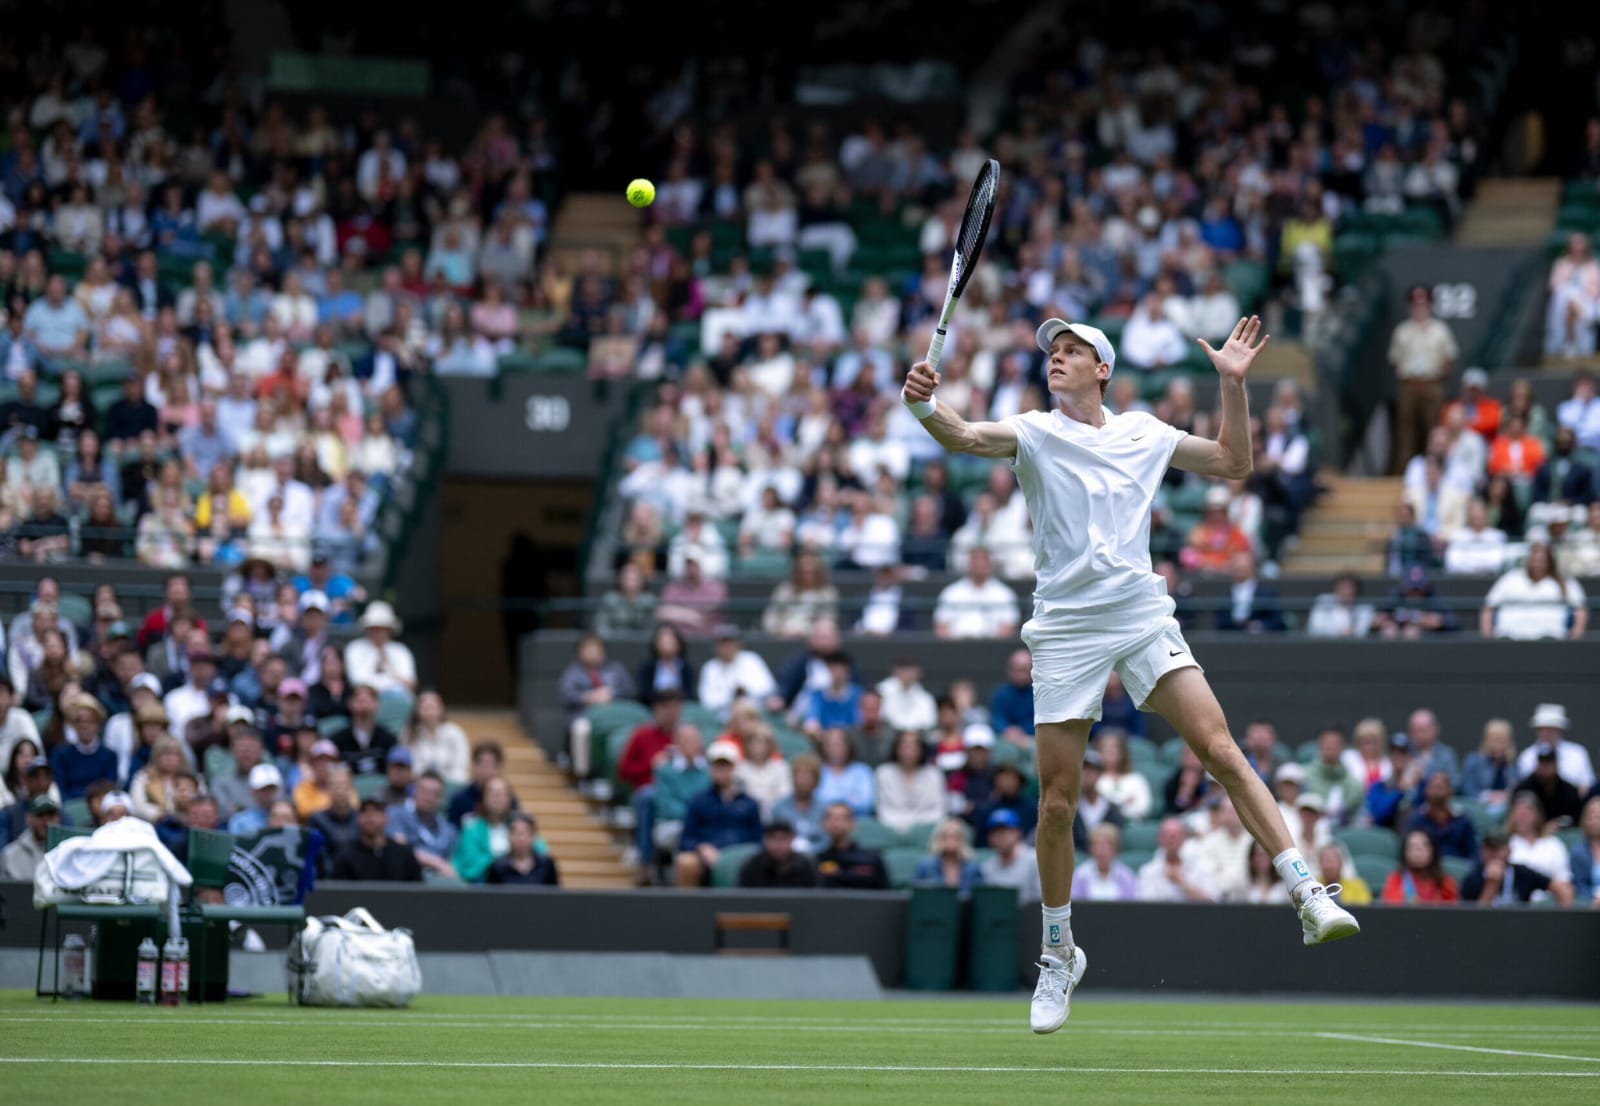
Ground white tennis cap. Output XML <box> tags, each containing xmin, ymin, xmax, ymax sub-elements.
<box><xmin>1036</xmin><ymin>319</ymin><xmax>1116</xmax><ymax>371</ymax></box>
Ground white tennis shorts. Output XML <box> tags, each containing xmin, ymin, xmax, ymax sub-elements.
<box><xmin>1021</xmin><ymin>595</ymin><xmax>1201</xmax><ymax>725</ymax></box>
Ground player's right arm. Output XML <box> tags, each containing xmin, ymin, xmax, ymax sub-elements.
<box><xmin>902</xmin><ymin>359</ymin><xmax>1018</xmax><ymax>460</ymax></box>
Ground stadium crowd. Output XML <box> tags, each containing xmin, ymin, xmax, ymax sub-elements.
<box><xmin>567</xmin><ymin>630</ymin><xmax>1600</xmax><ymax>907</ymax></box>
<box><xmin>0</xmin><ymin>572</ymin><xmax>560</xmax><ymax>889</ymax></box>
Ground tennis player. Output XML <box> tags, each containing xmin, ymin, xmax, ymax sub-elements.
<box><xmin>902</xmin><ymin>315</ymin><xmax>1359</xmax><ymax>1034</ymax></box>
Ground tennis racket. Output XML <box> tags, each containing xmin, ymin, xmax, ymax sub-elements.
<box><xmin>924</xmin><ymin>157</ymin><xmax>999</xmax><ymax>372</ymax></box>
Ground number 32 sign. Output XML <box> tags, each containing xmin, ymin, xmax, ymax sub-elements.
<box><xmin>525</xmin><ymin>395</ymin><xmax>571</xmax><ymax>432</ymax></box>
<box><xmin>1431</xmin><ymin>283</ymin><xmax>1476</xmax><ymax>319</ymax></box>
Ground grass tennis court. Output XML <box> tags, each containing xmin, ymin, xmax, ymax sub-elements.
<box><xmin>3</xmin><ymin>991</ymin><xmax>1596</xmax><ymax>1104</ymax></box>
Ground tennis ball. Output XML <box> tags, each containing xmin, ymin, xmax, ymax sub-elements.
<box><xmin>626</xmin><ymin>179</ymin><xmax>656</xmax><ymax>208</ymax></box>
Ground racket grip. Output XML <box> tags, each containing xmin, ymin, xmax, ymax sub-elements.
<box><xmin>926</xmin><ymin>326</ymin><xmax>948</xmax><ymax>372</ymax></box>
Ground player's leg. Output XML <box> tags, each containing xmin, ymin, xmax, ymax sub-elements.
<box><xmin>1140</xmin><ymin>665</ymin><xmax>1360</xmax><ymax>945</ymax></box>
<box><xmin>1030</xmin><ymin>717</ymin><xmax>1093</xmax><ymax>1033</ymax></box>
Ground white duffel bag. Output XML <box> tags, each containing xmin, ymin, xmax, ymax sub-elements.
<box><xmin>287</xmin><ymin>908</ymin><xmax>422</xmax><ymax>1007</ymax></box>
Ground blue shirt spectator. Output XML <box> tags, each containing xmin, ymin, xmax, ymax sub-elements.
<box><xmin>1093</xmin><ymin>672</ymin><xmax>1145</xmax><ymax>740</ymax></box>
<box><xmin>23</xmin><ymin>288</ymin><xmax>90</xmax><ymax>359</ymax></box>
<box><xmin>815</xmin><ymin>733</ymin><xmax>876</xmax><ymax>816</ymax></box>
<box><xmin>804</xmin><ymin>682</ymin><xmax>863</xmax><ymax>733</ymax></box>
<box><xmin>1404</xmin><ymin>778</ymin><xmax>1478</xmax><ymax>861</ymax></box>
<box><xmin>911</xmin><ymin>854</ymin><xmax>984</xmax><ymax>896</ymax></box>
<box><xmin>50</xmin><ymin>739</ymin><xmax>119</xmax><ymax>801</ymax></box>
<box><xmin>990</xmin><ymin>679</ymin><xmax>1035</xmax><ymax>739</ymax></box>
<box><xmin>678</xmin><ymin>779</ymin><xmax>762</xmax><ymax>854</ymax></box>
<box><xmin>1366</xmin><ymin>738</ymin><xmax>1424</xmax><ymax>829</ymax></box>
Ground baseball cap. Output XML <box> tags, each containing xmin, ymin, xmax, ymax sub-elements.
<box><xmin>299</xmin><ymin>590</ymin><xmax>330</xmax><ymax>613</ymax></box>
<box><xmin>1275</xmin><ymin>763</ymin><xmax>1307</xmax><ymax>785</ymax></box>
<box><xmin>764</xmin><ymin>819</ymin><xmax>796</xmax><ymax>836</ymax></box>
<box><xmin>963</xmin><ymin>723</ymin><xmax>996</xmax><ymax>749</ymax></box>
<box><xmin>358</xmin><ymin>796</ymin><xmax>387</xmax><ymax>813</ymax></box>
<box><xmin>987</xmin><ymin>808</ymin><xmax>1023</xmax><ymax>831</ymax></box>
<box><xmin>207</xmin><ymin>676</ymin><xmax>231</xmax><ymax>699</ymax></box>
<box><xmin>226</xmin><ymin>704</ymin><xmax>256</xmax><ymax>725</ymax></box>
<box><xmin>227</xmin><ymin>607</ymin><xmax>254</xmax><ymax>626</ymax></box>
<box><xmin>1204</xmin><ymin>485</ymin><xmax>1231</xmax><ymax>510</ymax></box>
<box><xmin>310</xmin><ymin>739</ymin><xmax>341</xmax><ymax>760</ymax></box>
<box><xmin>1389</xmin><ymin>733</ymin><xmax>1414</xmax><ymax>753</ymax></box>
<box><xmin>1462</xmin><ymin>367</ymin><xmax>1489</xmax><ymax>389</ymax></box>
<box><xmin>1296</xmin><ymin>792</ymin><xmax>1326</xmax><ymax>813</ymax></box>
<box><xmin>279</xmin><ymin>678</ymin><xmax>308</xmax><ymax>699</ymax></box>
<box><xmin>1035</xmin><ymin>319</ymin><xmax>1116</xmax><ymax>372</ymax></box>
<box><xmin>1082</xmin><ymin>748</ymin><xmax>1105</xmax><ymax>768</ymax></box>
<box><xmin>129</xmin><ymin>673</ymin><xmax>163</xmax><ymax>698</ymax></box>
<box><xmin>29</xmin><ymin>794</ymin><xmax>60</xmax><ymax>815</ymax></box>
<box><xmin>24</xmin><ymin>757</ymin><xmax>51</xmax><ymax>776</ymax></box>
<box><xmin>1535</xmin><ymin>742</ymin><xmax>1558</xmax><ymax>760</ymax></box>
<box><xmin>708</xmin><ymin>740</ymin><xmax>742</xmax><ymax>765</ymax></box>
<box><xmin>248</xmin><ymin>764</ymin><xmax>283</xmax><ymax>790</ymax></box>
<box><xmin>386</xmin><ymin>746</ymin><xmax>414</xmax><ymax>767</ymax></box>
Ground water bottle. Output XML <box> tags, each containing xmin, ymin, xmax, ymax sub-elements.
<box><xmin>136</xmin><ymin>938</ymin><xmax>159</xmax><ymax>1005</ymax></box>
<box><xmin>159</xmin><ymin>935</ymin><xmax>183</xmax><ymax>1006</ymax></box>
<box><xmin>62</xmin><ymin>934</ymin><xmax>86</xmax><ymax>999</ymax></box>
<box><xmin>173</xmin><ymin>937</ymin><xmax>191</xmax><ymax>1003</ymax></box>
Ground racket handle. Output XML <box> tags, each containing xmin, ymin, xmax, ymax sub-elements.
<box><xmin>926</xmin><ymin>326</ymin><xmax>949</xmax><ymax>372</ymax></box>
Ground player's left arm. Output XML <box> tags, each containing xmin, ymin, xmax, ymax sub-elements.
<box><xmin>1170</xmin><ymin>315</ymin><xmax>1270</xmax><ymax>480</ymax></box>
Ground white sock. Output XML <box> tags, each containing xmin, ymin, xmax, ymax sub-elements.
<box><xmin>1272</xmin><ymin>848</ymin><xmax>1317</xmax><ymax>900</ymax></box>
<box><xmin>1042</xmin><ymin>902</ymin><xmax>1073</xmax><ymax>955</ymax></box>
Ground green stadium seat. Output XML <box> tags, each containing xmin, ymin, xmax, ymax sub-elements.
<box><xmin>897</xmin><ymin>821</ymin><xmax>942</xmax><ymax>850</ymax></box>
<box><xmin>1294</xmin><ymin>741</ymin><xmax>1321</xmax><ymax>764</ymax></box>
<box><xmin>376</xmin><ymin>690</ymin><xmax>415</xmax><ymax>735</ymax></box>
<box><xmin>61</xmin><ymin>798</ymin><xmax>90</xmax><ymax>828</ymax></box>
<box><xmin>736</xmin><ymin>551</ymin><xmax>792</xmax><ymax>578</ymax></box>
<box><xmin>1160</xmin><ymin>737</ymin><xmax>1189</xmax><ymax>768</ymax></box>
<box><xmin>1440</xmin><ymin>855</ymin><xmax>1474</xmax><ymax>884</ymax></box>
<box><xmin>585</xmin><ymin>703</ymin><xmax>652</xmax><ymax>781</ymax></box>
<box><xmin>1334</xmin><ymin>826</ymin><xmax>1401</xmax><ymax>860</ymax></box>
<box><xmin>711</xmin><ymin>842</ymin><xmax>759</xmax><ymax>888</ymax></box>
<box><xmin>1350</xmin><ymin>852</ymin><xmax>1395</xmax><ymax>891</ymax></box>
<box><xmin>353</xmin><ymin>773</ymin><xmax>387</xmax><ymax>800</ymax></box>
<box><xmin>317</xmin><ymin>717</ymin><xmax>346</xmax><ymax>739</ymax></box>
<box><xmin>772</xmin><ymin>727</ymin><xmax>812</xmax><ymax>760</ymax></box>
<box><xmin>204</xmin><ymin>746</ymin><xmax>237</xmax><ymax>787</ymax></box>
<box><xmin>1223</xmin><ymin>259</ymin><xmax>1269</xmax><ymax>312</ymax></box>
<box><xmin>1127</xmin><ymin>740</ymin><xmax>1162</xmax><ymax>770</ymax></box>
<box><xmin>853</xmin><ymin>818</ymin><xmax>900</xmax><ymax>851</ymax></box>
<box><xmin>884</xmin><ymin>846</ymin><xmax>925</xmax><ymax>889</ymax></box>
<box><xmin>1119</xmin><ymin>821</ymin><xmax>1161</xmax><ymax>854</ymax></box>
<box><xmin>1119</xmin><ymin>849</ymin><xmax>1154</xmax><ymax>872</ymax></box>
<box><xmin>680</xmin><ymin>703</ymin><xmax>724</xmax><ymax>735</ymax></box>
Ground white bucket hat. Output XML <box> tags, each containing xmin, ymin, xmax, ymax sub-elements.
<box><xmin>1529</xmin><ymin>703</ymin><xmax>1569</xmax><ymax>731</ymax></box>
<box><xmin>358</xmin><ymin>600</ymin><xmax>402</xmax><ymax>633</ymax></box>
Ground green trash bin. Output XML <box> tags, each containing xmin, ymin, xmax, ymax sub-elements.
<box><xmin>88</xmin><ymin>914</ymin><xmax>164</xmax><ymax>1001</ymax></box>
<box><xmin>966</xmin><ymin>886</ymin><xmax>1021</xmax><ymax>992</ymax></box>
<box><xmin>903</xmin><ymin>886</ymin><xmax>961</xmax><ymax>990</ymax></box>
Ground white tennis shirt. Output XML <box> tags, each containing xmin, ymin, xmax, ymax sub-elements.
<box><xmin>1004</xmin><ymin>407</ymin><xmax>1188</xmax><ymax>623</ymax></box>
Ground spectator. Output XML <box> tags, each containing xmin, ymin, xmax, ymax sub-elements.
<box><xmin>227</xmin><ymin>763</ymin><xmax>283</xmax><ymax>836</ymax></box>
<box><xmin>1096</xmin><ymin>731</ymin><xmax>1153</xmax><ymax>821</ymax></box>
<box><xmin>933</xmin><ymin>548</ymin><xmax>1020</xmax><ymax>639</ymax></box>
<box><xmin>332</xmin><ymin>797</ymin><xmax>424</xmax><ymax>882</ymax></box>
<box><xmin>978</xmin><ymin>808</ymin><xmax>1042</xmax><ymax>902</ymax></box>
<box><xmin>0</xmin><ymin>794</ymin><xmax>59</xmax><ymax>881</ymax></box>
<box><xmin>1406</xmin><ymin>772</ymin><xmax>1478</xmax><ymax>860</ymax></box>
<box><xmin>1136</xmin><ymin>816</ymin><xmax>1214</xmax><ymax>902</ymax></box>
<box><xmin>771</xmin><ymin>754</ymin><xmax>826</xmax><ymax>854</ymax></box>
<box><xmin>1385</xmin><ymin>501</ymin><xmax>1439</xmax><ymax>577</ymax></box>
<box><xmin>593</xmin><ymin>562</ymin><xmax>658</xmax><ymax>637</ymax></box>
<box><xmin>1163</xmin><ymin>744</ymin><xmax>1214</xmax><ymax>819</ymax></box>
<box><xmin>1071</xmin><ymin>823</ymin><xmax>1138</xmax><ymax>901</ymax></box>
<box><xmin>22</xmin><ymin>275</ymin><xmax>90</xmax><ymax>371</ymax></box>
<box><xmin>1373</xmin><ymin>566</ymin><xmax>1458</xmax><ymax>638</ymax></box>
<box><xmin>875</xmin><ymin>658</ymin><xmax>937</xmax><ymax>734</ymax></box>
<box><xmin>1095</xmin><ymin>671</ymin><xmax>1144</xmax><ymax>741</ymax></box>
<box><xmin>642</xmin><ymin>725</ymin><xmax>710</xmax><ymax>878</ymax></box>
<box><xmin>1381</xmin><ymin>829</ymin><xmax>1460</xmax><ymax>904</ymax></box>
<box><xmin>1367</xmin><ymin>733</ymin><xmax>1423</xmax><ymax>830</ymax></box>
<box><xmin>451</xmin><ymin>775</ymin><xmax>517</xmax><ymax>883</ymax></box>
<box><xmin>309</xmin><ymin>644</ymin><xmax>353</xmax><ymax>721</ymax></box>
<box><xmin>1557</xmin><ymin>372</ymin><xmax>1600</xmax><ymax>452</ymax></box>
<box><xmin>1480</xmin><ymin>542</ymin><xmax>1587</xmax><ymax>641</ymax></box>
<box><xmin>1405</xmin><ymin>709</ymin><xmax>1460</xmax><ymax>789</ymax></box>
<box><xmin>127</xmin><ymin>738</ymin><xmax>190</xmax><ymax>822</ymax></box>
<box><xmin>666</xmin><ymin>508</ymin><xmax>729</xmax><ymax>580</ymax></box>
<box><xmin>734</xmin><ymin>725</ymin><xmax>792</xmax><ymax>820</ymax></box>
<box><xmin>331</xmin><ymin>684</ymin><xmax>398</xmax><ymax>776</ymax></box>
<box><xmin>1214</xmin><ymin>550</ymin><xmax>1286</xmax><ymax>632</ymax></box>
<box><xmin>971</xmin><ymin>762</ymin><xmax>1036</xmax><ymax>846</ymax></box>
<box><xmin>656</xmin><ymin>553</ymin><xmax>727</xmax><ymax>637</ymax></box>
<box><xmin>1570</xmin><ymin>796</ymin><xmax>1600</xmax><ymax>905</ymax></box>
<box><xmin>1181</xmin><ymin>485</ymin><xmax>1253</xmax><ymax>574</ymax></box>
<box><xmin>773</xmin><ymin>621</ymin><xmax>848</xmax><ymax>710</ymax></box>
<box><xmin>815</xmin><ymin>802</ymin><xmax>890</xmax><ymax>890</ymax></box>
<box><xmin>1516</xmin><ymin>703</ymin><xmax>1596</xmax><ymax>795</ymax></box>
<box><xmin>636</xmin><ymin>625</ymin><xmax>696</xmax><ymax>702</ymax></box>
<box><xmin>800</xmin><ymin>654</ymin><xmax>863</xmax><ymax>738</ymax></box>
<box><xmin>814</xmin><ymin>727</ymin><xmax>875</xmax><ymax>816</ymax></box>
<box><xmin>875</xmin><ymin>731</ymin><xmax>945</xmax><ymax>835</ymax></box>
<box><xmin>1319</xmin><ymin>843</ymin><xmax>1373</xmax><ymax>907</ymax></box>
<box><xmin>486</xmin><ymin>812</ymin><xmax>561</xmax><ymax>886</ymax></box>
<box><xmin>911</xmin><ymin>817</ymin><xmax>984</xmax><ymax>896</ymax></box>
<box><xmin>1121</xmin><ymin>292</ymin><xmax>1188</xmax><ymax>370</ymax></box>
<box><xmin>403</xmin><ymin>690</ymin><xmax>470</xmax><ymax>785</ymax></box>
<box><xmin>558</xmin><ymin>633</ymin><xmax>637</xmax><ymax>722</ymax></box>
<box><xmin>387</xmin><ymin>770</ymin><xmax>460</xmax><ymax>880</ymax></box>
<box><xmin>1232</xmin><ymin>840</ymin><xmax>1292</xmax><ymax>905</ymax></box>
<box><xmin>988</xmin><ymin>650</ymin><xmax>1036</xmax><ymax>748</ymax></box>
<box><xmin>1404</xmin><ymin>457</ymin><xmax>1469</xmax><ymax>541</ymax></box>
<box><xmin>1074</xmin><ymin>747</ymin><xmax>1125</xmax><ymax>845</ymax></box>
<box><xmin>1530</xmin><ymin>427</ymin><xmax>1596</xmax><ymax>506</ymax></box>
<box><xmin>1443</xmin><ymin>498</ymin><xmax>1508</xmax><ymax>575</ymax></box>
<box><xmin>1545</xmin><ymin>234</ymin><xmax>1600</xmax><ymax>358</ymax></box>
<box><xmin>377</xmin><ymin>746</ymin><xmax>415</xmax><ymax>807</ymax></box>
<box><xmin>1387</xmin><ymin>285</ymin><xmax>1458</xmax><ymax>473</ymax></box>
<box><xmin>1442</xmin><ymin>367</ymin><xmax>1503</xmax><ymax>443</ymax></box>
<box><xmin>1462</xmin><ymin>718</ymin><xmax>1518</xmax><ymax>822</ymax></box>
<box><xmin>758</xmin><ymin>553</ymin><xmax>844</xmax><ymax>640</ymax></box>
<box><xmin>697</xmin><ymin>625</ymin><xmax>778</xmax><ymax>717</ymax></box>
<box><xmin>618</xmin><ymin>690</ymin><xmax>684</xmax><ymax>805</ymax></box>
<box><xmin>344</xmin><ymin>601</ymin><xmax>416</xmax><ymax>695</ymax></box>
<box><xmin>1303</xmin><ymin>725</ymin><xmax>1362</xmax><ymax>821</ymax></box>
<box><xmin>1461</xmin><ymin>830</ymin><xmax>1562</xmax><ymax>905</ymax></box>
<box><xmin>737</xmin><ymin>486</ymin><xmax>795</xmax><ymax>559</ymax></box>
<box><xmin>1486</xmin><ymin>414</ymin><xmax>1547</xmax><ymax>485</ymax></box>
<box><xmin>49</xmin><ymin>695</ymin><xmax>116</xmax><ymax>800</ymax></box>
<box><xmin>737</xmin><ymin>820</ymin><xmax>817</xmax><ymax>888</ymax></box>
<box><xmin>1512</xmin><ymin>742</ymin><xmax>1585</xmax><ymax>826</ymax></box>
<box><xmin>309</xmin><ymin>767</ymin><xmax>361</xmax><ymax>864</ymax></box>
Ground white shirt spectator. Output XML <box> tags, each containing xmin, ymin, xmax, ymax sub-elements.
<box><xmin>345</xmin><ymin>637</ymin><xmax>418</xmax><ymax>696</ymax></box>
<box><xmin>980</xmin><ymin>845</ymin><xmax>1043</xmax><ymax>902</ymax></box>
<box><xmin>162</xmin><ymin>683</ymin><xmax>211</xmax><ymax>742</ymax></box>
<box><xmin>738</xmin><ymin>504</ymin><xmax>795</xmax><ymax>553</ymax></box>
<box><xmin>667</xmin><ymin>522</ymin><xmax>730</xmax><ymax>580</ymax></box>
<box><xmin>1509</xmin><ymin>833</ymin><xmax>1572</xmax><ymax>885</ymax></box>
<box><xmin>1306</xmin><ymin>595</ymin><xmax>1376</xmax><ymax>638</ymax></box>
<box><xmin>1483</xmin><ymin>569</ymin><xmax>1585</xmax><ymax>640</ymax></box>
<box><xmin>1099</xmin><ymin>771</ymin><xmax>1153</xmax><ymax>822</ymax></box>
<box><xmin>1136</xmin><ymin>843</ymin><xmax>1215</xmax><ymax>902</ymax></box>
<box><xmin>1515</xmin><ymin>741</ymin><xmax>1596</xmax><ymax>795</ymax></box>
<box><xmin>855</xmin><ymin>584</ymin><xmax>903</xmax><ymax>636</ymax></box>
<box><xmin>875</xmin><ymin>676</ymin><xmax>937</xmax><ymax>733</ymax></box>
<box><xmin>1557</xmin><ymin>392</ymin><xmax>1600</xmax><ymax>452</ymax></box>
<box><xmin>196</xmin><ymin>187</ymin><xmax>246</xmax><ymax>232</ymax></box>
<box><xmin>847</xmin><ymin>435</ymin><xmax>910</xmax><ymax>484</ymax></box>
<box><xmin>800</xmin><ymin>293</ymin><xmax>847</xmax><ymax>347</ymax></box>
<box><xmin>872</xmin><ymin>763</ymin><xmax>946</xmax><ymax>834</ymax></box>
<box><xmin>1444</xmin><ymin>524</ymin><xmax>1507</xmax><ymax>575</ymax></box>
<box><xmin>357</xmin><ymin>145</ymin><xmax>407</xmax><ymax>201</ymax></box>
<box><xmin>837</xmin><ymin>510</ymin><xmax>900</xmax><ymax>569</ymax></box>
<box><xmin>1193</xmin><ymin>825</ymin><xmax>1252</xmax><ymax>901</ymax></box>
<box><xmin>735</xmin><ymin>758</ymin><xmax>794</xmax><ymax>822</ymax></box>
<box><xmin>697</xmin><ymin>650</ymin><xmax>779</xmax><ymax>715</ymax></box>
<box><xmin>745</xmin><ymin>347</ymin><xmax>796</xmax><ymax>397</ymax></box>
<box><xmin>934</xmin><ymin>576</ymin><xmax>1020</xmax><ymax>639</ymax></box>
<box><xmin>1186</xmin><ymin>287</ymin><xmax>1242</xmax><ymax>340</ymax></box>
<box><xmin>1121</xmin><ymin>301</ymin><xmax>1188</xmax><ymax>368</ymax></box>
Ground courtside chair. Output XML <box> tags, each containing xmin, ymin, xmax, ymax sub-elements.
<box><xmin>185</xmin><ymin>828</ymin><xmax>306</xmax><ymax>1004</ymax></box>
<box><xmin>36</xmin><ymin>824</ymin><xmax>162</xmax><ymax>1000</ymax></box>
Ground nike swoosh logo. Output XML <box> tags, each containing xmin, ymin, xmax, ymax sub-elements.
<box><xmin>1168</xmin><ymin>649</ymin><xmax>1184</xmax><ymax>656</ymax></box>
<box><xmin>1131</xmin><ymin>434</ymin><xmax>1145</xmax><ymax>441</ymax></box>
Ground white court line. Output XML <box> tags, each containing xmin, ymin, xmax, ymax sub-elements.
<box><xmin>0</xmin><ymin>1057</ymin><xmax>1595</xmax><ymax>1078</ymax></box>
<box><xmin>4</xmin><ymin>1013</ymin><xmax>1598</xmax><ymax>1041</ymax></box>
<box><xmin>1318</xmin><ymin>1033</ymin><xmax>1600</xmax><ymax>1064</ymax></box>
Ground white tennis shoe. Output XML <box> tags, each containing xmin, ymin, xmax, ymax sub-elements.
<box><xmin>1029</xmin><ymin>945</ymin><xmax>1087</xmax><ymax>1034</ymax></box>
<box><xmin>1298</xmin><ymin>884</ymin><xmax>1361</xmax><ymax>945</ymax></box>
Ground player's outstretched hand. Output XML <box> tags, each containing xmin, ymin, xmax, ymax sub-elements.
<box><xmin>904</xmin><ymin>359</ymin><xmax>941</xmax><ymax>403</ymax></box>
<box><xmin>1197</xmin><ymin>315</ymin><xmax>1270</xmax><ymax>381</ymax></box>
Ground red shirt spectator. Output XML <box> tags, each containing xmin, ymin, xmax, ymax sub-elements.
<box><xmin>616</xmin><ymin>693</ymin><xmax>683</xmax><ymax>790</ymax></box>
<box><xmin>1441</xmin><ymin>368</ymin><xmax>1503</xmax><ymax>441</ymax></box>
<box><xmin>1380</xmin><ymin>831</ymin><xmax>1461</xmax><ymax>904</ymax></box>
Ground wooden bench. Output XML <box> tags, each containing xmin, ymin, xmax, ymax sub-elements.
<box><xmin>713</xmin><ymin>912</ymin><xmax>792</xmax><ymax>955</ymax></box>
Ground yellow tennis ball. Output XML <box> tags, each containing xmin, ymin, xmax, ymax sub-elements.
<box><xmin>626</xmin><ymin>179</ymin><xmax>656</xmax><ymax>208</ymax></box>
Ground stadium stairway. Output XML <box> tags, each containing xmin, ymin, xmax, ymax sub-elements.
<box><xmin>456</xmin><ymin>710</ymin><xmax>635</xmax><ymax>889</ymax></box>
<box><xmin>1278</xmin><ymin>475</ymin><xmax>1403</xmax><ymax>576</ymax></box>
<box><xmin>545</xmin><ymin>194</ymin><xmax>643</xmax><ymax>278</ymax></box>
<box><xmin>1453</xmin><ymin>178</ymin><xmax>1560</xmax><ymax>246</ymax></box>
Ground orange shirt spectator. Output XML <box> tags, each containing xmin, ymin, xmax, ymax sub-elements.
<box><xmin>1180</xmin><ymin>488</ymin><xmax>1253</xmax><ymax>573</ymax></box>
<box><xmin>1487</xmin><ymin>415</ymin><xmax>1546</xmax><ymax>480</ymax></box>
<box><xmin>1441</xmin><ymin>368</ymin><xmax>1503</xmax><ymax>440</ymax></box>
